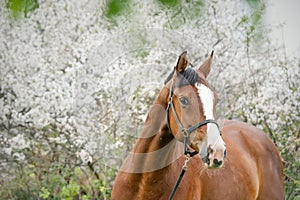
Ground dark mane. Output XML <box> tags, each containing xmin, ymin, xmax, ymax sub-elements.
<box><xmin>164</xmin><ymin>68</ymin><xmax>199</xmax><ymax>87</ymax></box>
<box><xmin>164</xmin><ymin>69</ymin><xmax>175</xmax><ymax>85</ymax></box>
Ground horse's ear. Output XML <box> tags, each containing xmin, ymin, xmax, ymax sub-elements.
<box><xmin>198</xmin><ymin>51</ymin><xmax>214</xmax><ymax>78</ymax></box>
<box><xmin>175</xmin><ymin>51</ymin><xmax>188</xmax><ymax>73</ymax></box>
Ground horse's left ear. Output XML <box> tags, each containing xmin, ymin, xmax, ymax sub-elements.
<box><xmin>175</xmin><ymin>51</ymin><xmax>188</xmax><ymax>73</ymax></box>
<box><xmin>198</xmin><ymin>51</ymin><xmax>214</xmax><ymax>78</ymax></box>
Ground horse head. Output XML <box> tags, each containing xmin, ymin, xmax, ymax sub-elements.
<box><xmin>165</xmin><ymin>51</ymin><xmax>226</xmax><ymax>169</ymax></box>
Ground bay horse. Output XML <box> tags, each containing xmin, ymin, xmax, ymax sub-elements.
<box><xmin>111</xmin><ymin>51</ymin><xmax>284</xmax><ymax>199</ymax></box>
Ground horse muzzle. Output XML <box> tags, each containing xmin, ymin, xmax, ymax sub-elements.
<box><xmin>200</xmin><ymin>142</ymin><xmax>226</xmax><ymax>169</ymax></box>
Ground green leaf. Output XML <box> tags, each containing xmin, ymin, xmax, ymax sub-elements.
<box><xmin>6</xmin><ymin>0</ymin><xmax>39</xmax><ymax>19</ymax></box>
<box><xmin>105</xmin><ymin>0</ymin><xmax>130</xmax><ymax>18</ymax></box>
<box><xmin>39</xmin><ymin>187</ymin><xmax>50</xmax><ymax>199</ymax></box>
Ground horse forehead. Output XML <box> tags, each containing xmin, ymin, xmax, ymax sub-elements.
<box><xmin>195</xmin><ymin>83</ymin><xmax>214</xmax><ymax>97</ymax></box>
<box><xmin>174</xmin><ymin>83</ymin><xmax>213</xmax><ymax>99</ymax></box>
<box><xmin>174</xmin><ymin>84</ymin><xmax>197</xmax><ymax>94</ymax></box>
<box><xmin>173</xmin><ymin>86</ymin><xmax>199</xmax><ymax>102</ymax></box>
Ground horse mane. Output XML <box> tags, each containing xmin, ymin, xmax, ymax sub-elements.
<box><xmin>164</xmin><ymin>67</ymin><xmax>200</xmax><ymax>87</ymax></box>
<box><xmin>164</xmin><ymin>69</ymin><xmax>174</xmax><ymax>85</ymax></box>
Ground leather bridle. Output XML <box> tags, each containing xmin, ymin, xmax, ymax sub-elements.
<box><xmin>166</xmin><ymin>81</ymin><xmax>221</xmax><ymax>200</ymax></box>
<box><xmin>166</xmin><ymin>81</ymin><xmax>220</xmax><ymax>156</ymax></box>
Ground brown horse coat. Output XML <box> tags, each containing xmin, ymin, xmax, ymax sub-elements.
<box><xmin>111</xmin><ymin>116</ymin><xmax>283</xmax><ymax>200</ymax></box>
<box><xmin>111</xmin><ymin>53</ymin><xmax>284</xmax><ymax>200</ymax></box>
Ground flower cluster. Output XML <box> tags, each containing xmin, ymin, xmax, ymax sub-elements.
<box><xmin>0</xmin><ymin>0</ymin><xmax>299</xmax><ymax>198</ymax></box>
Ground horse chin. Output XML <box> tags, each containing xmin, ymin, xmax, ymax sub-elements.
<box><xmin>207</xmin><ymin>163</ymin><xmax>224</xmax><ymax>169</ymax></box>
<box><xmin>208</xmin><ymin>160</ymin><xmax>224</xmax><ymax>169</ymax></box>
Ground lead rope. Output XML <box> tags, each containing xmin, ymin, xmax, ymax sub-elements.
<box><xmin>168</xmin><ymin>133</ymin><xmax>197</xmax><ymax>200</ymax></box>
<box><xmin>168</xmin><ymin>155</ymin><xmax>190</xmax><ymax>200</ymax></box>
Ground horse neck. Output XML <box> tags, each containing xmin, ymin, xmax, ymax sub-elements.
<box><xmin>120</xmin><ymin>87</ymin><xmax>182</xmax><ymax>174</ymax></box>
<box><xmin>133</xmin><ymin>86</ymin><xmax>173</xmax><ymax>153</ymax></box>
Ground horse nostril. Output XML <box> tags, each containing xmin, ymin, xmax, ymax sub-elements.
<box><xmin>213</xmin><ymin>159</ymin><xmax>218</xmax><ymax>165</ymax></box>
<box><xmin>213</xmin><ymin>159</ymin><xmax>223</xmax><ymax>167</ymax></box>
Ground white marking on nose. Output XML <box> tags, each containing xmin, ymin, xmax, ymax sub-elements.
<box><xmin>195</xmin><ymin>83</ymin><xmax>223</xmax><ymax>160</ymax></box>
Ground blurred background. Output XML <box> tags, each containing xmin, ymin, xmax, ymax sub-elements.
<box><xmin>0</xmin><ymin>0</ymin><xmax>299</xmax><ymax>199</ymax></box>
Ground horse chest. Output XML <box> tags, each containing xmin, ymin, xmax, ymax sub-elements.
<box><xmin>198</xmin><ymin>161</ymin><xmax>259</xmax><ymax>200</ymax></box>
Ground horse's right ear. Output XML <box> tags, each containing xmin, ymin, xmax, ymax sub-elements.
<box><xmin>198</xmin><ymin>51</ymin><xmax>214</xmax><ymax>78</ymax></box>
<box><xmin>175</xmin><ymin>51</ymin><xmax>188</xmax><ymax>73</ymax></box>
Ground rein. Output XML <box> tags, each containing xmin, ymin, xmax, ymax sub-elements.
<box><xmin>166</xmin><ymin>81</ymin><xmax>220</xmax><ymax>200</ymax></box>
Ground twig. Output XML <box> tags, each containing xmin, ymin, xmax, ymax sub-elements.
<box><xmin>87</xmin><ymin>161</ymin><xmax>100</xmax><ymax>180</ymax></box>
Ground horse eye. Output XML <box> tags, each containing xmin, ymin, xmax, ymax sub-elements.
<box><xmin>179</xmin><ymin>97</ymin><xmax>189</xmax><ymax>106</ymax></box>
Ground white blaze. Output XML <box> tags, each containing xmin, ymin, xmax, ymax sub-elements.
<box><xmin>195</xmin><ymin>83</ymin><xmax>221</xmax><ymax>158</ymax></box>
<box><xmin>195</xmin><ymin>83</ymin><xmax>214</xmax><ymax>120</ymax></box>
